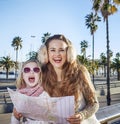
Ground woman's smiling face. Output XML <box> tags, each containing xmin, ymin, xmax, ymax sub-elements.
<box><xmin>48</xmin><ymin>39</ymin><xmax>68</xmax><ymax>70</ymax></box>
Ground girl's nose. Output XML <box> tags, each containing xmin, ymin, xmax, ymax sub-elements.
<box><xmin>30</xmin><ymin>70</ymin><xmax>34</xmax><ymax>73</ymax></box>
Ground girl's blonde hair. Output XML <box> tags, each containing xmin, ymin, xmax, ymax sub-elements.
<box><xmin>16</xmin><ymin>59</ymin><xmax>41</xmax><ymax>89</ymax></box>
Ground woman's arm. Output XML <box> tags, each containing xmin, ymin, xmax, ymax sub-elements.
<box><xmin>77</xmin><ymin>65</ymin><xmax>99</xmax><ymax>120</ymax></box>
<box><xmin>77</xmin><ymin>96</ymin><xmax>99</xmax><ymax>120</ymax></box>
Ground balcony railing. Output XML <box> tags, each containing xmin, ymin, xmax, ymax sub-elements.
<box><xmin>96</xmin><ymin>103</ymin><xmax>120</xmax><ymax>124</ymax></box>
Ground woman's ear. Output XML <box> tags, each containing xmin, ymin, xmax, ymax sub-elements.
<box><xmin>67</xmin><ymin>45</ymin><xmax>76</xmax><ymax>63</ymax></box>
<box><xmin>37</xmin><ymin>45</ymin><xmax>48</xmax><ymax>64</ymax></box>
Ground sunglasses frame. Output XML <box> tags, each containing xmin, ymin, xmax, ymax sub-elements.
<box><xmin>23</xmin><ymin>67</ymin><xmax>40</xmax><ymax>73</ymax></box>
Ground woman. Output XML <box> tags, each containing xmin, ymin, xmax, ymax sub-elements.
<box><xmin>37</xmin><ymin>34</ymin><xmax>100</xmax><ymax>124</ymax></box>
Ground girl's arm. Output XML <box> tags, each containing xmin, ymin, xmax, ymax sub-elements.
<box><xmin>11</xmin><ymin>108</ymin><xmax>22</xmax><ymax>123</ymax></box>
<box><xmin>11</xmin><ymin>113</ymin><xmax>20</xmax><ymax>124</ymax></box>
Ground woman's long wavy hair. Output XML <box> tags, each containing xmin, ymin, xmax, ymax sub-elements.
<box><xmin>38</xmin><ymin>34</ymin><xmax>96</xmax><ymax>104</ymax></box>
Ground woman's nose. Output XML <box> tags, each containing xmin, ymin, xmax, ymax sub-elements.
<box><xmin>55</xmin><ymin>51</ymin><xmax>60</xmax><ymax>55</ymax></box>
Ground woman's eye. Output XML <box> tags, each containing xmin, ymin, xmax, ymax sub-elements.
<box><xmin>60</xmin><ymin>49</ymin><xmax>65</xmax><ymax>52</ymax></box>
<box><xmin>50</xmin><ymin>49</ymin><xmax>55</xmax><ymax>52</ymax></box>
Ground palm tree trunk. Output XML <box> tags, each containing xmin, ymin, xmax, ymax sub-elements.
<box><xmin>92</xmin><ymin>34</ymin><xmax>95</xmax><ymax>88</ymax></box>
<box><xmin>104</xmin><ymin>64</ymin><xmax>106</xmax><ymax>77</ymax></box>
<box><xmin>15</xmin><ymin>50</ymin><xmax>18</xmax><ymax>79</ymax></box>
<box><xmin>106</xmin><ymin>16</ymin><xmax>111</xmax><ymax>106</ymax></box>
<box><xmin>6</xmin><ymin>69</ymin><xmax>9</xmax><ymax>79</ymax></box>
<box><xmin>117</xmin><ymin>69</ymin><xmax>120</xmax><ymax>80</ymax></box>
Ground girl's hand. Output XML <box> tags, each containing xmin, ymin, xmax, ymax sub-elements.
<box><xmin>13</xmin><ymin>108</ymin><xmax>22</xmax><ymax>120</ymax></box>
<box><xmin>66</xmin><ymin>113</ymin><xmax>82</xmax><ymax>124</ymax></box>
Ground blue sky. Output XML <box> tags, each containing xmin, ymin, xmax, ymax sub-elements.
<box><xmin>0</xmin><ymin>0</ymin><xmax>120</xmax><ymax>62</ymax></box>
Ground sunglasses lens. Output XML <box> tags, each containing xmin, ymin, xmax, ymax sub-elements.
<box><xmin>33</xmin><ymin>67</ymin><xmax>40</xmax><ymax>73</ymax></box>
<box><xmin>24</xmin><ymin>67</ymin><xmax>30</xmax><ymax>73</ymax></box>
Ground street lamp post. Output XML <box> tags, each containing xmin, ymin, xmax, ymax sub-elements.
<box><xmin>29</xmin><ymin>36</ymin><xmax>36</xmax><ymax>59</ymax></box>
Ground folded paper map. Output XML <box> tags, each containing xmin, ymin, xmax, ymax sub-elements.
<box><xmin>7</xmin><ymin>88</ymin><xmax>75</xmax><ymax>124</ymax></box>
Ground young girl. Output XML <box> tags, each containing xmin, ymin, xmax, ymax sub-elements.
<box><xmin>37</xmin><ymin>34</ymin><xmax>100</xmax><ymax>124</ymax></box>
<box><xmin>11</xmin><ymin>59</ymin><xmax>48</xmax><ymax>124</ymax></box>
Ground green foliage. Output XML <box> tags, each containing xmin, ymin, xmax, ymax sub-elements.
<box><xmin>11</xmin><ymin>36</ymin><xmax>22</xmax><ymax>50</ymax></box>
<box><xmin>92</xmin><ymin>0</ymin><xmax>119</xmax><ymax>21</ymax></box>
<box><xmin>85</xmin><ymin>12</ymin><xmax>101</xmax><ymax>35</ymax></box>
<box><xmin>11</xmin><ymin>36</ymin><xmax>22</xmax><ymax>78</ymax></box>
<box><xmin>111</xmin><ymin>52</ymin><xmax>120</xmax><ymax>80</ymax></box>
<box><xmin>26</xmin><ymin>51</ymin><xmax>38</xmax><ymax>60</ymax></box>
<box><xmin>41</xmin><ymin>32</ymin><xmax>51</xmax><ymax>44</ymax></box>
<box><xmin>0</xmin><ymin>56</ymin><xmax>15</xmax><ymax>79</ymax></box>
<box><xmin>80</xmin><ymin>40</ymin><xmax>88</xmax><ymax>58</ymax></box>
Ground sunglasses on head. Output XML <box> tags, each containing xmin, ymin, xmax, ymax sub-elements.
<box><xmin>23</xmin><ymin>67</ymin><xmax>40</xmax><ymax>73</ymax></box>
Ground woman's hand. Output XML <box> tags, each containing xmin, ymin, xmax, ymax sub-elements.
<box><xmin>13</xmin><ymin>108</ymin><xmax>22</xmax><ymax>120</ymax></box>
<box><xmin>66</xmin><ymin>113</ymin><xmax>82</xmax><ymax>124</ymax></box>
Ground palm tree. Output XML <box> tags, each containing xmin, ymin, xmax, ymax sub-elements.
<box><xmin>26</xmin><ymin>51</ymin><xmax>37</xmax><ymax>60</ymax></box>
<box><xmin>92</xmin><ymin>0</ymin><xmax>119</xmax><ymax>105</ymax></box>
<box><xmin>77</xmin><ymin>55</ymin><xmax>89</xmax><ymax>66</ymax></box>
<box><xmin>0</xmin><ymin>56</ymin><xmax>14</xmax><ymax>79</ymax></box>
<box><xmin>99</xmin><ymin>50</ymin><xmax>113</xmax><ymax>76</ymax></box>
<box><xmin>100</xmin><ymin>52</ymin><xmax>107</xmax><ymax>77</ymax></box>
<box><xmin>85</xmin><ymin>12</ymin><xmax>101</xmax><ymax>85</ymax></box>
<box><xmin>112</xmin><ymin>52</ymin><xmax>120</xmax><ymax>80</ymax></box>
<box><xmin>41</xmin><ymin>32</ymin><xmax>51</xmax><ymax>44</ymax></box>
<box><xmin>109</xmin><ymin>49</ymin><xmax>113</xmax><ymax>76</ymax></box>
<box><xmin>93</xmin><ymin>59</ymin><xmax>99</xmax><ymax>75</ymax></box>
<box><xmin>11</xmin><ymin>36</ymin><xmax>22</xmax><ymax>78</ymax></box>
<box><xmin>80</xmin><ymin>40</ymin><xmax>88</xmax><ymax>58</ymax></box>
<box><xmin>79</xmin><ymin>40</ymin><xmax>96</xmax><ymax>78</ymax></box>
<box><xmin>77</xmin><ymin>55</ymin><xmax>99</xmax><ymax>79</ymax></box>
